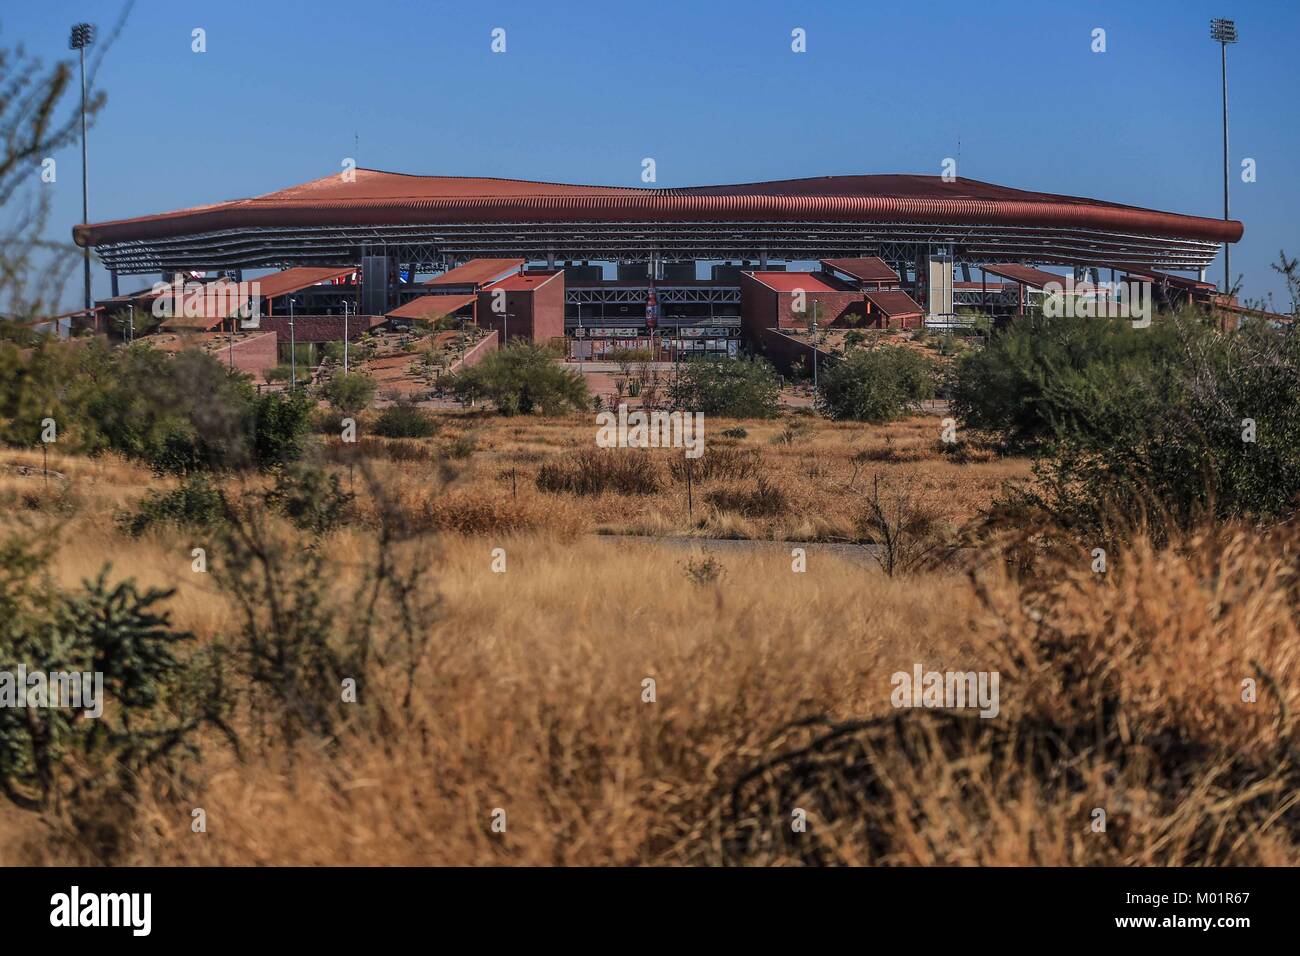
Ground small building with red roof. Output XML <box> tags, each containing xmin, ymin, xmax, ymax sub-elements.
<box><xmin>476</xmin><ymin>270</ymin><xmax>565</xmax><ymax>345</ymax></box>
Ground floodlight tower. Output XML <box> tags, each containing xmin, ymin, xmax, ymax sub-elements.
<box><xmin>1210</xmin><ymin>18</ymin><xmax>1237</xmax><ymax>294</ymax></box>
<box><xmin>69</xmin><ymin>23</ymin><xmax>95</xmax><ymax>314</ymax></box>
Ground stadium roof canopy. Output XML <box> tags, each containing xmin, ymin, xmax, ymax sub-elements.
<box><xmin>385</xmin><ymin>294</ymin><xmax>476</xmax><ymax>321</ymax></box>
<box><xmin>424</xmin><ymin>257</ymin><xmax>523</xmax><ymax>288</ymax></box>
<box><xmin>746</xmin><ymin>271</ymin><xmax>850</xmax><ymax>293</ymax></box>
<box><xmin>978</xmin><ymin>263</ymin><xmax>1074</xmax><ymax>290</ymax></box>
<box><xmin>821</xmin><ymin>256</ymin><xmax>901</xmax><ymax>284</ymax></box>
<box><xmin>864</xmin><ymin>290</ymin><xmax>925</xmax><ymax>317</ymax></box>
<box><xmin>75</xmin><ymin>169</ymin><xmax>1242</xmax><ymax>275</ymax></box>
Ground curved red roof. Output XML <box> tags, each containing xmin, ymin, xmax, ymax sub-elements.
<box><xmin>74</xmin><ymin>169</ymin><xmax>1242</xmax><ymax>247</ymax></box>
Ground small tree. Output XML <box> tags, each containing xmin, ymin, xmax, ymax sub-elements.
<box><xmin>320</xmin><ymin>369</ymin><xmax>377</xmax><ymax>416</ymax></box>
<box><xmin>815</xmin><ymin>346</ymin><xmax>935</xmax><ymax>422</ymax></box>
<box><xmin>668</xmin><ymin>356</ymin><xmax>782</xmax><ymax>418</ymax></box>
<box><xmin>446</xmin><ymin>343</ymin><xmax>588</xmax><ymax>416</ymax></box>
<box><xmin>374</xmin><ymin>399</ymin><xmax>437</xmax><ymax>438</ymax></box>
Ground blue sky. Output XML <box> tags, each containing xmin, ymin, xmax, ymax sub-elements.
<box><xmin>9</xmin><ymin>0</ymin><xmax>1300</xmax><ymax>309</ymax></box>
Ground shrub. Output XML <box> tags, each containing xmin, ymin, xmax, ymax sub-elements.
<box><xmin>769</xmin><ymin>420</ymin><xmax>809</xmax><ymax>446</ymax></box>
<box><xmin>266</xmin><ymin>462</ymin><xmax>354</xmax><ymax>536</ymax></box>
<box><xmin>721</xmin><ymin>426</ymin><xmax>748</xmax><ymax>439</ymax></box>
<box><xmin>704</xmin><ymin>477</ymin><xmax>789</xmax><ymax>517</ymax></box>
<box><xmin>814</xmin><ymin>345</ymin><xmax>935</xmax><ymax>422</ymax></box>
<box><xmin>853</xmin><ymin>474</ymin><xmax>948</xmax><ymax>575</ymax></box>
<box><xmin>374</xmin><ymin>401</ymin><xmax>437</xmax><ymax>438</ymax></box>
<box><xmin>682</xmin><ymin>551</ymin><xmax>725</xmax><ymax>586</ymax></box>
<box><xmin>442</xmin><ymin>435</ymin><xmax>478</xmax><ymax>460</ymax></box>
<box><xmin>323</xmin><ymin>437</ymin><xmax>432</xmax><ymax>463</ymax></box>
<box><xmin>119</xmin><ymin>475</ymin><xmax>227</xmax><ymax>537</ymax></box>
<box><xmin>446</xmin><ymin>343</ymin><xmax>588</xmax><ymax>416</ymax></box>
<box><xmin>668</xmin><ymin>357</ymin><xmax>782</xmax><ymax>418</ymax></box>
<box><xmin>969</xmin><ymin>314</ymin><xmax>1300</xmax><ymax>534</ymax></box>
<box><xmin>947</xmin><ymin>313</ymin><xmax>1182</xmax><ymax>448</ymax></box>
<box><xmin>0</xmin><ymin>531</ymin><xmax>225</xmax><ymax>821</ymax></box>
<box><xmin>0</xmin><ymin>341</ymin><xmax>312</xmax><ymax>473</ymax></box>
<box><xmin>536</xmin><ymin>449</ymin><xmax>661</xmax><ymax>495</ymax></box>
<box><xmin>320</xmin><ymin>370</ymin><xmax>377</xmax><ymax>416</ymax></box>
<box><xmin>249</xmin><ymin>388</ymin><xmax>316</xmax><ymax>471</ymax></box>
<box><xmin>668</xmin><ymin>446</ymin><xmax>761</xmax><ymax>483</ymax></box>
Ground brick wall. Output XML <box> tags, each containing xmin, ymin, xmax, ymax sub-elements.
<box><xmin>215</xmin><ymin>331</ymin><xmax>278</xmax><ymax>380</ymax></box>
<box><xmin>475</xmin><ymin>272</ymin><xmax>565</xmax><ymax>344</ymax></box>
<box><xmin>529</xmin><ymin>272</ymin><xmax>565</xmax><ymax>342</ymax></box>
<box><xmin>448</xmin><ymin>330</ymin><xmax>499</xmax><ymax>373</ymax></box>
<box><xmin>755</xmin><ymin>327</ymin><xmax>835</xmax><ymax>376</ymax></box>
<box><xmin>256</xmin><ymin>314</ymin><xmax>383</xmax><ymax>343</ymax></box>
<box><xmin>740</xmin><ymin>272</ymin><xmax>866</xmax><ymax>350</ymax></box>
<box><xmin>773</xmin><ymin>290</ymin><xmax>863</xmax><ymax>329</ymax></box>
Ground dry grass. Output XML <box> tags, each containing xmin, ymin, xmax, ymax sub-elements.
<box><xmin>314</xmin><ymin>410</ymin><xmax>1028</xmax><ymax>543</ymax></box>
<box><xmin>2</xmin><ymin>426</ymin><xmax>1294</xmax><ymax>867</ymax></box>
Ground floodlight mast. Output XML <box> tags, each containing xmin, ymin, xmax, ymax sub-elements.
<box><xmin>69</xmin><ymin>23</ymin><xmax>95</xmax><ymax>315</ymax></box>
<box><xmin>1210</xmin><ymin>18</ymin><xmax>1238</xmax><ymax>294</ymax></box>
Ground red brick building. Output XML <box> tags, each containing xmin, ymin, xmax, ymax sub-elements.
<box><xmin>820</xmin><ymin>257</ymin><xmax>901</xmax><ymax>290</ymax></box>
<box><xmin>476</xmin><ymin>270</ymin><xmax>565</xmax><ymax>345</ymax></box>
<box><xmin>739</xmin><ymin>270</ymin><xmax>864</xmax><ymax>342</ymax></box>
<box><xmin>863</xmin><ymin>290</ymin><xmax>925</xmax><ymax>329</ymax></box>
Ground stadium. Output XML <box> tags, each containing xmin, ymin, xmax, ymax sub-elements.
<box><xmin>74</xmin><ymin>169</ymin><xmax>1245</xmax><ymax>362</ymax></box>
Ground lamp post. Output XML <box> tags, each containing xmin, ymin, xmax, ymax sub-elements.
<box><xmin>343</xmin><ymin>299</ymin><xmax>350</xmax><ymax>373</ymax></box>
<box><xmin>1211</xmin><ymin>18</ymin><xmax>1238</xmax><ymax>295</ymax></box>
<box><xmin>289</xmin><ymin>297</ymin><xmax>297</xmax><ymax>390</ymax></box>
<box><xmin>809</xmin><ymin>301</ymin><xmax>820</xmax><ymax>390</ymax></box>
<box><xmin>69</xmin><ymin>23</ymin><xmax>94</xmax><ymax>314</ymax></box>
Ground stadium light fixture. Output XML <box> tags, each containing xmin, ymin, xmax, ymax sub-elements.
<box><xmin>1210</xmin><ymin>18</ymin><xmax>1237</xmax><ymax>294</ymax></box>
<box><xmin>69</xmin><ymin>23</ymin><xmax>95</xmax><ymax>314</ymax></box>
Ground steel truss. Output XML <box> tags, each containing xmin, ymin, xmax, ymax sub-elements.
<box><xmin>566</xmin><ymin>285</ymin><xmax>740</xmax><ymax>305</ymax></box>
<box><xmin>92</xmin><ymin>219</ymin><xmax>1224</xmax><ymax>275</ymax></box>
<box><xmin>953</xmin><ymin>287</ymin><xmax>1030</xmax><ymax>308</ymax></box>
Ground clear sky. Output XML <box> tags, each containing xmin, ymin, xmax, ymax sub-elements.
<box><xmin>9</xmin><ymin>0</ymin><xmax>1300</xmax><ymax>309</ymax></box>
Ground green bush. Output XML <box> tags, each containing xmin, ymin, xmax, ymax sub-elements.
<box><xmin>249</xmin><ymin>389</ymin><xmax>315</xmax><ymax>471</ymax></box>
<box><xmin>0</xmin><ymin>530</ymin><xmax>225</xmax><ymax>818</ymax></box>
<box><xmin>964</xmin><ymin>313</ymin><xmax>1300</xmax><ymax>534</ymax></box>
<box><xmin>668</xmin><ymin>357</ymin><xmax>782</xmax><ymax>418</ymax></box>
<box><xmin>0</xmin><ymin>341</ymin><xmax>313</xmax><ymax>474</ymax></box>
<box><xmin>374</xmin><ymin>401</ymin><xmax>437</xmax><ymax>438</ymax></box>
<box><xmin>119</xmin><ymin>475</ymin><xmax>227</xmax><ymax>537</ymax></box>
<box><xmin>814</xmin><ymin>345</ymin><xmax>935</xmax><ymax>422</ymax></box>
<box><xmin>319</xmin><ymin>370</ymin><xmax>377</xmax><ymax>416</ymax></box>
<box><xmin>1032</xmin><ymin>323</ymin><xmax>1299</xmax><ymax>533</ymax></box>
<box><xmin>446</xmin><ymin>343</ymin><xmax>588</xmax><ymax>416</ymax></box>
<box><xmin>947</xmin><ymin>313</ymin><xmax>1181</xmax><ymax>448</ymax></box>
<box><xmin>266</xmin><ymin>462</ymin><xmax>354</xmax><ymax>536</ymax></box>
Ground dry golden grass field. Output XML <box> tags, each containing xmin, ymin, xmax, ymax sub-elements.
<box><xmin>327</xmin><ymin>409</ymin><xmax>1028</xmax><ymax>542</ymax></box>
<box><xmin>1</xmin><ymin>413</ymin><xmax>1297</xmax><ymax>866</ymax></box>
